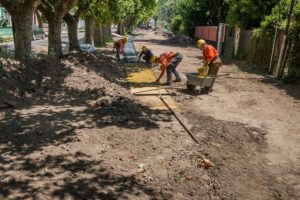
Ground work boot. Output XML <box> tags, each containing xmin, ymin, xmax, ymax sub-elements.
<box><xmin>174</xmin><ymin>78</ymin><xmax>182</xmax><ymax>82</ymax></box>
<box><xmin>163</xmin><ymin>82</ymin><xmax>171</xmax><ymax>86</ymax></box>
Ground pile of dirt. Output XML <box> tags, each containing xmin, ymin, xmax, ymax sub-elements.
<box><xmin>0</xmin><ymin>51</ymin><xmax>124</xmax><ymax>98</ymax></box>
<box><xmin>0</xmin><ymin>58</ymin><xmax>22</xmax><ymax>108</ymax></box>
<box><xmin>64</xmin><ymin>52</ymin><xmax>153</xmax><ymax>127</ymax></box>
<box><xmin>0</xmin><ymin>52</ymin><xmax>151</xmax><ymax>127</ymax></box>
<box><xmin>0</xmin><ymin>58</ymin><xmax>45</xmax><ymax>108</ymax></box>
<box><xmin>161</xmin><ymin>35</ymin><xmax>194</xmax><ymax>46</ymax></box>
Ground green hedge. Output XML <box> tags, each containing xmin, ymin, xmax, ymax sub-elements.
<box><xmin>284</xmin><ymin>10</ymin><xmax>300</xmax><ymax>82</ymax></box>
<box><xmin>246</xmin><ymin>29</ymin><xmax>273</xmax><ymax>71</ymax></box>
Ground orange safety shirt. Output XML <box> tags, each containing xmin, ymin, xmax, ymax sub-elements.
<box><xmin>158</xmin><ymin>52</ymin><xmax>177</xmax><ymax>79</ymax></box>
<box><xmin>203</xmin><ymin>44</ymin><xmax>218</xmax><ymax>62</ymax></box>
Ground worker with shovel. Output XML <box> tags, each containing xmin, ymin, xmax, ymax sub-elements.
<box><xmin>138</xmin><ymin>46</ymin><xmax>153</xmax><ymax>63</ymax></box>
<box><xmin>113</xmin><ymin>37</ymin><xmax>128</xmax><ymax>61</ymax></box>
<box><xmin>151</xmin><ymin>52</ymin><xmax>183</xmax><ymax>85</ymax></box>
<box><xmin>197</xmin><ymin>39</ymin><xmax>222</xmax><ymax>76</ymax></box>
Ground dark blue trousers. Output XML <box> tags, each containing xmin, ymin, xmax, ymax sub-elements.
<box><xmin>167</xmin><ymin>53</ymin><xmax>182</xmax><ymax>83</ymax></box>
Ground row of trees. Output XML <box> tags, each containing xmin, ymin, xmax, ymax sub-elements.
<box><xmin>157</xmin><ymin>0</ymin><xmax>280</xmax><ymax>36</ymax></box>
<box><xmin>0</xmin><ymin>0</ymin><xmax>157</xmax><ymax>60</ymax></box>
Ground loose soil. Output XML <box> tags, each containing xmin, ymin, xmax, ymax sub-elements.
<box><xmin>134</xmin><ymin>30</ymin><xmax>300</xmax><ymax>199</ymax></box>
<box><xmin>0</xmin><ymin>30</ymin><xmax>299</xmax><ymax>200</ymax></box>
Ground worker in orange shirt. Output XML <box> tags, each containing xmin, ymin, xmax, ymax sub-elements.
<box><xmin>197</xmin><ymin>39</ymin><xmax>222</xmax><ymax>76</ymax></box>
<box><xmin>151</xmin><ymin>52</ymin><xmax>183</xmax><ymax>85</ymax></box>
<box><xmin>113</xmin><ymin>37</ymin><xmax>128</xmax><ymax>61</ymax></box>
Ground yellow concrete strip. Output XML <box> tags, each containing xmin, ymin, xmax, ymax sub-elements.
<box><xmin>127</xmin><ymin>66</ymin><xmax>157</xmax><ymax>83</ymax></box>
<box><xmin>124</xmin><ymin>63</ymin><xmax>177</xmax><ymax>110</ymax></box>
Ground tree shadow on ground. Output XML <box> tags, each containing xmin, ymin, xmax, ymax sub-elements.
<box><xmin>221</xmin><ymin>57</ymin><xmax>300</xmax><ymax>101</ymax></box>
<box><xmin>0</xmin><ymin>51</ymin><xmax>174</xmax><ymax>199</ymax></box>
<box><xmin>260</xmin><ymin>78</ymin><xmax>300</xmax><ymax>101</ymax></box>
<box><xmin>0</xmin><ymin>92</ymin><xmax>172</xmax><ymax>157</ymax></box>
<box><xmin>0</xmin><ymin>152</ymin><xmax>167</xmax><ymax>199</ymax></box>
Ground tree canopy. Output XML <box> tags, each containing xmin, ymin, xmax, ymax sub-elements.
<box><xmin>226</xmin><ymin>0</ymin><xmax>280</xmax><ymax>29</ymax></box>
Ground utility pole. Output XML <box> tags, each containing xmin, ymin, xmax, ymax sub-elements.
<box><xmin>217</xmin><ymin>23</ymin><xmax>225</xmax><ymax>54</ymax></box>
<box><xmin>276</xmin><ymin>0</ymin><xmax>297</xmax><ymax>78</ymax></box>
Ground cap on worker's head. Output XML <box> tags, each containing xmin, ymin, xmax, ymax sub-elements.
<box><xmin>142</xmin><ymin>46</ymin><xmax>147</xmax><ymax>52</ymax></box>
<box><xmin>150</xmin><ymin>55</ymin><xmax>158</xmax><ymax>63</ymax></box>
<box><xmin>123</xmin><ymin>37</ymin><xmax>128</xmax><ymax>43</ymax></box>
<box><xmin>197</xmin><ymin>39</ymin><xmax>206</xmax><ymax>48</ymax></box>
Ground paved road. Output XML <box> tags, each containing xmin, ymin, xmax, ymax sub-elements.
<box><xmin>4</xmin><ymin>32</ymin><xmax>85</xmax><ymax>50</ymax></box>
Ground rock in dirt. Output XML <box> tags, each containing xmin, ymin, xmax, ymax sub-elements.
<box><xmin>199</xmin><ymin>157</ymin><xmax>215</xmax><ymax>169</ymax></box>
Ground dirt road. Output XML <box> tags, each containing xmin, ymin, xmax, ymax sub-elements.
<box><xmin>134</xmin><ymin>31</ymin><xmax>300</xmax><ymax>199</ymax></box>
<box><xmin>0</xmin><ymin>30</ymin><xmax>299</xmax><ymax>200</ymax></box>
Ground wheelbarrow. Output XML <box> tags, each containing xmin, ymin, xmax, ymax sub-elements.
<box><xmin>185</xmin><ymin>73</ymin><xmax>216</xmax><ymax>94</ymax></box>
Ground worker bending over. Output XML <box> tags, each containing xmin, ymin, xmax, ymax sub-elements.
<box><xmin>151</xmin><ymin>52</ymin><xmax>183</xmax><ymax>85</ymax></box>
<box><xmin>138</xmin><ymin>46</ymin><xmax>153</xmax><ymax>63</ymax></box>
<box><xmin>197</xmin><ymin>39</ymin><xmax>222</xmax><ymax>76</ymax></box>
<box><xmin>113</xmin><ymin>37</ymin><xmax>128</xmax><ymax>61</ymax></box>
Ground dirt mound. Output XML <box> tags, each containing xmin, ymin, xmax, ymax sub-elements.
<box><xmin>0</xmin><ymin>58</ymin><xmax>23</xmax><ymax>108</ymax></box>
<box><xmin>0</xmin><ymin>51</ymin><xmax>151</xmax><ymax>127</ymax></box>
<box><xmin>0</xmin><ymin>51</ymin><xmax>125</xmax><ymax>98</ymax></box>
<box><xmin>161</xmin><ymin>35</ymin><xmax>193</xmax><ymax>46</ymax></box>
<box><xmin>0</xmin><ymin>58</ymin><xmax>45</xmax><ymax>108</ymax></box>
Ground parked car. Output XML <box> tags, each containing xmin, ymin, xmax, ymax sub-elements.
<box><xmin>32</xmin><ymin>27</ymin><xmax>46</xmax><ymax>41</ymax></box>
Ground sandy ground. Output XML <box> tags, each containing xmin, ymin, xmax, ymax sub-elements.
<box><xmin>134</xmin><ymin>30</ymin><xmax>300</xmax><ymax>199</ymax></box>
<box><xmin>0</xmin><ymin>30</ymin><xmax>299</xmax><ymax>200</ymax></box>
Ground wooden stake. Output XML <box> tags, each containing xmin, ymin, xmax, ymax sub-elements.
<box><xmin>276</xmin><ymin>0</ymin><xmax>297</xmax><ymax>78</ymax></box>
<box><xmin>269</xmin><ymin>28</ymin><xmax>278</xmax><ymax>74</ymax></box>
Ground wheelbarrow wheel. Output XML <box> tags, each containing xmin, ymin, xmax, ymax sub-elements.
<box><xmin>186</xmin><ymin>82</ymin><xmax>196</xmax><ymax>92</ymax></box>
<box><xmin>203</xmin><ymin>86</ymin><xmax>212</xmax><ymax>94</ymax></box>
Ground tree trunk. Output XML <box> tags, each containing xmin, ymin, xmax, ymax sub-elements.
<box><xmin>37</xmin><ymin>0</ymin><xmax>77</xmax><ymax>58</ymax></box>
<box><xmin>0</xmin><ymin>0</ymin><xmax>40</xmax><ymax>60</ymax></box>
<box><xmin>100</xmin><ymin>24</ymin><xmax>104</xmax><ymax>46</ymax></box>
<box><xmin>48</xmin><ymin>19</ymin><xmax>63</xmax><ymax>57</ymax></box>
<box><xmin>12</xmin><ymin>20</ymin><xmax>16</xmax><ymax>48</ymax></box>
<box><xmin>217</xmin><ymin>5</ymin><xmax>223</xmax><ymax>23</ymax></box>
<box><xmin>64</xmin><ymin>14</ymin><xmax>80</xmax><ymax>51</ymax></box>
<box><xmin>117</xmin><ymin>23</ymin><xmax>121</xmax><ymax>35</ymax></box>
<box><xmin>125</xmin><ymin>18</ymin><xmax>133</xmax><ymax>33</ymax></box>
<box><xmin>107</xmin><ymin>23</ymin><xmax>112</xmax><ymax>37</ymax></box>
<box><xmin>94</xmin><ymin>23</ymin><xmax>106</xmax><ymax>46</ymax></box>
<box><xmin>101</xmin><ymin>23</ymin><xmax>110</xmax><ymax>43</ymax></box>
<box><xmin>102</xmin><ymin>24</ymin><xmax>107</xmax><ymax>42</ymax></box>
<box><xmin>94</xmin><ymin>22</ymin><xmax>101</xmax><ymax>46</ymax></box>
<box><xmin>35</xmin><ymin>11</ymin><xmax>44</xmax><ymax>30</ymax></box>
<box><xmin>85</xmin><ymin>16</ymin><xmax>94</xmax><ymax>45</ymax></box>
<box><xmin>11</xmin><ymin>11</ymin><xmax>33</xmax><ymax>60</ymax></box>
<box><xmin>276</xmin><ymin>0</ymin><xmax>297</xmax><ymax>78</ymax></box>
<box><xmin>117</xmin><ymin>23</ymin><xmax>125</xmax><ymax>35</ymax></box>
<box><xmin>106</xmin><ymin>23</ymin><xmax>112</xmax><ymax>41</ymax></box>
